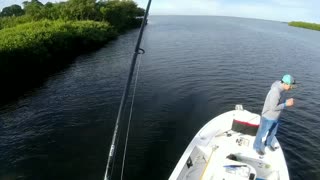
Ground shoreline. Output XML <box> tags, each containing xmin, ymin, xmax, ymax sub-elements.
<box><xmin>288</xmin><ymin>21</ymin><xmax>320</xmax><ymax>31</ymax></box>
<box><xmin>0</xmin><ymin>0</ymin><xmax>144</xmax><ymax>103</ymax></box>
<box><xmin>0</xmin><ymin>20</ymin><xmax>142</xmax><ymax>104</ymax></box>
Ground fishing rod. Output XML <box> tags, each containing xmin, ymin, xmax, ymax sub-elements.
<box><xmin>103</xmin><ymin>0</ymin><xmax>152</xmax><ymax>180</ymax></box>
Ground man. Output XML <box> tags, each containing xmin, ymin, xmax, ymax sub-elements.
<box><xmin>253</xmin><ymin>74</ymin><xmax>296</xmax><ymax>155</ymax></box>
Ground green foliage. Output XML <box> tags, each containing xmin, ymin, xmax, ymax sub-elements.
<box><xmin>0</xmin><ymin>0</ymin><xmax>145</xmax><ymax>82</ymax></box>
<box><xmin>62</xmin><ymin>0</ymin><xmax>97</xmax><ymax>20</ymax></box>
<box><xmin>42</xmin><ymin>2</ymin><xmax>67</xmax><ymax>20</ymax></box>
<box><xmin>100</xmin><ymin>0</ymin><xmax>144</xmax><ymax>31</ymax></box>
<box><xmin>0</xmin><ymin>15</ymin><xmax>33</xmax><ymax>29</ymax></box>
<box><xmin>0</xmin><ymin>0</ymin><xmax>144</xmax><ymax>24</ymax></box>
<box><xmin>0</xmin><ymin>4</ymin><xmax>25</xmax><ymax>17</ymax></box>
<box><xmin>0</xmin><ymin>20</ymin><xmax>117</xmax><ymax>75</ymax></box>
<box><xmin>1</xmin><ymin>0</ymin><xmax>144</xmax><ymax>30</ymax></box>
<box><xmin>22</xmin><ymin>0</ymin><xmax>44</xmax><ymax>20</ymax></box>
<box><xmin>288</xmin><ymin>21</ymin><xmax>320</xmax><ymax>31</ymax></box>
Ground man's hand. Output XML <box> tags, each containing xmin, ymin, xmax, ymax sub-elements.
<box><xmin>286</xmin><ymin>98</ymin><xmax>294</xmax><ymax>107</ymax></box>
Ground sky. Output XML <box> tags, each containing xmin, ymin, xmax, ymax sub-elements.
<box><xmin>1</xmin><ymin>0</ymin><xmax>319</xmax><ymax>23</ymax></box>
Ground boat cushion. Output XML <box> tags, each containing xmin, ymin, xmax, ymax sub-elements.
<box><xmin>231</xmin><ymin>119</ymin><xmax>259</xmax><ymax>136</ymax></box>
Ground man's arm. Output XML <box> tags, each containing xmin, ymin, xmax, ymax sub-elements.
<box><xmin>269</xmin><ymin>89</ymin><xmax>286</xmax><ymax>111</ymax></box>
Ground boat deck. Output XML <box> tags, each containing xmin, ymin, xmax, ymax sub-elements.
<box><xmin>180</xmin><ymin>130</ymin><xmax>286</xmax><ymax>180</ymax></box>
<box><xmin>202</xmin><ymin>130</ymin><xmax>282</xmax><ymax>180</ymax></box>
<box><xmin>169</xmin><ymin>109</ymin><xmax>289</xmax><ymax>180</ymax></box>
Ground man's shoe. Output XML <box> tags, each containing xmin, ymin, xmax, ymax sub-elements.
<box><xmin>268</xmin><ymin>146</ymin><xmax>277</xmax><ymax>152</ymax></box>
<box><xmin>256</xmin><ymin>150</ymin><xmax>265</xmax><ymax>156</ymax></box>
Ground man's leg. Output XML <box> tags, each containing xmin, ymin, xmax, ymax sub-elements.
<box><xmin>253</xmin><ymin>118</ymin><xmax>272</xmax><ymax>152</ymax></box>
<box><xmin>265</xmin><ymin>121</ymin><xmax>279</xmax><ymax>148</ymax></box>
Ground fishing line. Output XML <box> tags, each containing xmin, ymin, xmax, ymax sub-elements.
<box><xmin>120</xmin><ymin>39</ymin><xmax>145</xmax><ymax>180</ymax></box>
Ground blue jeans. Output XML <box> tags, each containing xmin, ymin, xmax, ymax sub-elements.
<box><xmin>253</xmin><ymin>117</ymin><xmax>279</xmax><ymax>151</ymax></box>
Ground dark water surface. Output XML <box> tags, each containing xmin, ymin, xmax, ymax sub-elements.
<box><xmin>1</xmin><ymin>16</ymin><xmax>320</xmax><ymax>180</ymax></box>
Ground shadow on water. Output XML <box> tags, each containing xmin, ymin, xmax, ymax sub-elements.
<box><xmin>0</xmin><ymin>61</ymin><xmax>73</xmax><ymax>106</ymax></box>
<box><xmin>0</xmin><ymin>36</ymin><xmax>119</xmax><ymax>106</ymax></box>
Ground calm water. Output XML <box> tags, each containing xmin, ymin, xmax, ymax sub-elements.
<box><xmin>1</xmin><ymin>16</ymin><xmax>320</xmax><ymax>180</ymax></box>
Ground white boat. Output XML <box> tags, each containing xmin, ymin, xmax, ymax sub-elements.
<box><xmin>169</xmin><ymin>105</ymin><xmax>289</xmax><ymax>180</ymax></box>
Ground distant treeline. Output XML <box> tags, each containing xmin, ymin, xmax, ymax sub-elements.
<box><xmin>0</xmin><ymin>0</ymin><xmax>144</xmax><ymax>100</ymax></box>
<box><xmin>0</xmin><ymin>0</ymin><xmax>144</xmax><ymax>31</ymax></box>
<box><xmin>288</xmin><ymin>21</ymin><xmax>320</xmax><ymax>31</ymax></box>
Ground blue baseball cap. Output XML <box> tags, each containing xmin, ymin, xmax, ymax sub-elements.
<box><xmin>282</xmin><ymin>74</ymin><xmax>297</xmax><ymax>88</ymax></box>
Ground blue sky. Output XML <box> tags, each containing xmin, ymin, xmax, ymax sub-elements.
<box><xmin>1</xmin><ymin>0</ymin><xmax>319</xmax><ymax>23</ymax></box>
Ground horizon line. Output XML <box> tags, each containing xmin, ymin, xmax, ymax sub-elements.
<box><xmin>148</xmin><ymin>15</ymin><xmax>290</xmax><ymax>23</ymax></box>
